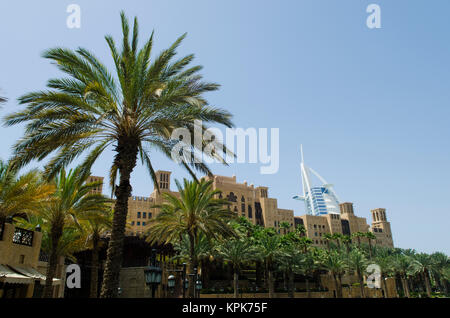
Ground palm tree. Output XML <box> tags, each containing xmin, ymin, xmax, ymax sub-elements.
<box><xmin>296</xmin><ymin>250</ymin><xmax>316</xmax><ymax>297</ymax></box>
<box><xmin>79</xmin><ymin>209</ymin><xmax>113</xmax><ymax>298</ymax></box>
<box><xmin>351</xmin><ymin>232</ymin><xmax>365</xmax><ymax>248</ymax></box>
<box><xmin>347</xmin><ymin>249</ymin><xmax>369</xmax><ymax>298</ymax></box>
<box><xmin>147</xmin><ymin>178</ymin><xmax>236</xmax><ymax>297</ymax></box>
<box><xmin>279</xmin><ymin>221</ymin><xmax>291</xmax><ymax>235</ymax></box>
<box><xmin>323</xmin><ymin>233</ymin><xmax>333</xmax><ymax>251</ymax></box>
<box><xmin>365</xmin><ymin>231</ymin><xmax>376</xmax><ymax>259</ymax></box>
<box><xmin>342</xmin><ymin>235</ymin><xmax>352</xmax><ymax>255</ymax></box>
<box><xmin>0</xmin><ymin>159</ymin><xmax>53</xmax><ymax>221</ymax></box>
<box><xmin>216</xmin><ymin>238</ymin><xmax>259</xmax><ymax>298</ymax></box>
<box><xmin>392</xmin><ymin>254</ymin><xmax>413</xmax><ymax>298</ymax></box>
<box><xmin>332</xmin><ymin>233</ymin><xmax>343</xmax><ymax>250</ymax></box>
<box><xmin>374</xmin><ymin>247</ymin><xmax>395</xmax><ymax>297</ymax></box>
<box><xmin>430</xmin><ymin>252</ymin><xmax>449</xmax><ymax>295</ymax></box>
<box><xmin>172</xmin><ymin>233</ymin><xmax>215</xmax><ymax>289</ymax></box>
<box><xmin>38</xmin><ymin>167</ymin><xmax>111</xmax><ymax>298</ymax></box>
<box><xmin>319</xmin><ymin>250</ymin><xmax>346</xmax><ymax>298</ymax></box>
<box><xmin>411</xmin><ymin>253</ymin><xmax>433</xmax><ymax>297</ymax></box>
<box><xmin>4</xmin><ymin>12</ymin><xmax>234</xmax><ymax>297</ymax></box>
<box><xmin>254</xmin><ymin>228</ymin><xmax>282</xmax><ymax>298</ymax></box>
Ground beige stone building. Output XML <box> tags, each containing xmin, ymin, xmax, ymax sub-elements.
<box><xmin>0</xmin><ymin>220</ymin><xmax>64</xmax><ymax>298</ymax></box>
<box><xmin>89</xmin><ymin>170</ymin><xmax>394</xmax><ymax>248</ymax></box>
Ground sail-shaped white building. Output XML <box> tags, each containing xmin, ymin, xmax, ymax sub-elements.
<box><xmin>293</xmin><ymin>146</ymin><xmax>340</xmax><ymax>216</ymax></box>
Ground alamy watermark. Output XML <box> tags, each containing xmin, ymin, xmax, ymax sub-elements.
<box><xmin>170</xmin><ymin>120</ymin><xmax>279</xmax><ymax>174</ymax></box>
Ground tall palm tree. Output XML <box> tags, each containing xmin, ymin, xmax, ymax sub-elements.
<box><xmin>365</xmin><ymin>231</ymin><xmax>376</xmax><ymax>260</ymax></box>
<box><xmin>411</xmin><ymin>253</ymin><xmax>433</xmax><ymax>297</ymax></box>
<box><xmin>4</xmin><ymin>12</ymin><xmax>234</xmax><ymax>297</ymax></box>
<box><xmin>0</xmin><ymin>159</ymin><xmax>53</xmax><ymax>221</ymax></box>
<box><xmin>79</xmin><ymin>209</ymin><xmax>113</xmax><ymax>298</ymax></box>
<box><xmin>323</xmin><ymin>233</ymin><xmax>333</xmax><ymax>252</ymax></box>
<box><xmin>347</xmin><ymin>249</ymin><xmax>369</xmax><ymax>298</ymax></box>
<box><xmin>216</xmin><ymin>237</ymin><xmax>259</xmax><ymax>298</ymax></box>
<box><xmin>351</xmin><ymin>232</ymin><xmax>365</xmax><ymax>249</ymax></box>
<box><xmin>172</xmin><ymin>233</ymin><xmax>215</xmax><ymax>289</ymax></box>
<box><xmin>342</xmin><ymin>235</ymin><xmax>352</xmax><ymax>255</ymax></box>
<box><xmin>430</xmin><ymin>252</ymin><xmax>449</xmax><ymax>295</ymax></box>
<box><xmin>296</xmin><ymin>250</ymin><xmax>315</xmax><ymax>298</ymax></box>
<box><xmin>332</xmin><ymin>233</ymin><xmax>343</xmax><ymax>250</ymax></box>
<box><xmin>319</xmin><ymin>250</ymin><xmax>346</xmax><ymax>298</ymax></box>
<box><xmin>38</xmin><ymin>167</ymin><xmax>111</xmax><ymax>298</ymax></box>
<box><xmin>254</xmin><ymin>229</ymin><xmax>282</xmax><ymax>298</ymax></box>
<box><xmin>392</xmin><ymin>254</ymin><xmax>413</xmax><ymax>298</ymax></box>
<box><xmin>147</xmin><ymin>178</ymin><xmax>236</xmax><ymax>297</ymax></box>
<box><xmin>279</xmin><ymin>221</ymin><xmax>291</xmax><ymax>235</ymax></box>
<box><xmin>374</xmin><ymin>247</ymin><xmax>395</xmax><ymax>298</ymax></box>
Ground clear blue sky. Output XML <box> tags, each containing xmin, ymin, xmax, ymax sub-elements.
<box><xmin>0</xmin><ymin>0</ymin><xmax>449</xmax><ymax>254</ymax></box>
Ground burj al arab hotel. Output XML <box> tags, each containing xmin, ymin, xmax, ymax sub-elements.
<box><xmin>293</xmin><ymin>146</ymin><xmax>340</xmax><ymax>216</ymax></box>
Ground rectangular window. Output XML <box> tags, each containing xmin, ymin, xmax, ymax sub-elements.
<box><xmin>137</xmin><ymin>212</ymin><xmax>141</xmax><ymax>218</ymax></box>
<box><xmin>137</xmin><ymin>222</ymin><xmax>141</xmax><ymax>226</ymax></box>
<box><xmin>143</xmin><ymin>212</ymin><xmax>147</xmax><ymax>219</ymax></box>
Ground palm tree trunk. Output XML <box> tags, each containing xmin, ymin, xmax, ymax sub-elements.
<box><xmin>90</xmin><ymin>235</ymin><xmax>100</xmax><ymax>298</ymax></box>
<box><xmin>402</xmin><ymin>276</ymin><xmax>410</xmax><ymax>298</ymax></box>
<box><xmin>233</xmin><ymin>270</ymin><xmax>239</xmax><ymax>298</ymax></box>
<box><xmin>268</xmin><ymin>270</ymin><xmax>274</xmax><ymax>298</ymax></box>
<box><xmin>382</xmin><ymin>276</ymin><xmax>388</xmax><ymax>298</ymax></box>
<box><xmin>288</xmin><ymin>271</ymin><xmax>294</xmax><ymax>298</ymax></box>
<box><xmin>332</xmin><ymin>274</ymin><xmax>339</xmax><ymax>298</ymax></box>
<box><xmin>187</xmin><ymin>232</ymin><xmax>196</xmax><ymax>298</ymax></box>
<box><xmin>423</xmin><ymin>270</ymin><xmax>432</xmax><ymax>297</ymax></box>
<box><xmin>43</xmin><ymin>229</ymin><xmax>62</xmax><ymax>298</ymax></box>
<box><xmin>368</xmin><ymin>240</ymin><xmax>373</xmax><ymax>260</ymax></box>
<box><xmin>100</xmin><ymin>141</ymin><xmax>138</xmax><ymax>298</ymax></box>
<box><xmin>358</xmin><ymin>272</ymin><xmax>365</xmax><ymax>298</ymax></box>
<box><xmin>305</xmin><ymin>277</ymin><xmax>311</xmax><ymax>298</ymax></box>
<box><xmin>337</xmin><ymin>274</ymin><xmax>343</xmax><ymax>298</ymax></box>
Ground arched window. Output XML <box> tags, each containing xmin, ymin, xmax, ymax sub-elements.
<box><xmin>227</xmin><ymin>192</ymin><xmax>237</xmax><ymax>202</ymax></box>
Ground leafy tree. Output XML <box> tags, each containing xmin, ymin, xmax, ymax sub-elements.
<box><xmin>216</xmin><ymin>238</ymin><xmax>259</xmax><ymax>297</ymax></box>
<box><xmin>347</xmin><ymin>248</ymin><xmax>369</xmax><ymax>297</ymax></box>
<box><xmin>392</xmin><ymin>254</ymin><xmax>413</xmax><ymax>298</ymax></box>
<box><xmin>254</xmin><ymin>228</ymin><xmax>282</xmax><ymax>298</ymax></box>
<box><xmin>351</xmin><ymin>232</ymin><xmax>365</xmax><ymax>249</ymax></box>
<box><xmin>318</xmin><ymin>250</ymin><xmax>346</xmax><ymax>298</ymax></box>
<box><xmin>341</xmin><ymin>235</ymin><xmax>352</xmax><ymax>255</ymax></box>
<box><xmin>4</xmin><ymin>12</ymin><xmax>233</xmax><ymax>297</ymax></box>
<box><xmin>147</xmin><ymin>178</ymin><xmax>236</xmax><ymax>297</ymax></box>
<box><xmin>373</xmin><ymin>247</ymin><xmax>395</xmax><ymax>297</ymax></box>
<box><xmin>0</xmin><ymin>159</ymin><xmax>53</xmax><ymax>220</ymax></box>
<box><xmin>323</xmin><ymin>233</ymin><xmax>333</xmax><ymax>252</ymax></box>
<box><xmin>79</xmin><ymin>209</ymin><xmax>113</xmax><ymax>298</ymax></box>
<box><xmin>279</xmin><ymin>221</ymin><xmax>291</xmax><ymax>235</ymax></box>
<box><xmin>365</xmin><ymin>231</ymin><xmax>376</xmax><ymax>259</ymax></box>
<box><xmin>430</xmin><ymin>252</ymin><xmax>449</xmax><ymax>295</ymax></box>
<box><xmin>39</xmin><ymin>167</ymin><xmax>110</xmax><ymax>297</ymax></box>
<box><xmin>410</xmin><ymin>253</ymin><xmax>433</xmax><ymax>297</ymax></box>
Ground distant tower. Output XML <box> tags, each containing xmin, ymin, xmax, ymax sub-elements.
<box><xmin>371</xmin><ymin>208</ymin><xmax>394</xmax><ymax>247</ymax></box>
<box><xmin>155</xmin><ymin>170</ymin><xmax>171</xmax><ymax>191</ymax></box>
<box><xmin>340</xmin><ymin>202</ymin><xmax>354</xmax><ymax>215</ymax></box>
<box><xmin>293</xmin><ymin>146</ymin><xmax>340</xmax><ymax>216</ymax></box>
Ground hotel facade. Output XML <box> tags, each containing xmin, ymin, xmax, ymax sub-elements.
<box><xmin>88</xmin><ymin>170</ymin><xmax>394</xmax><ymax>248</ymax></box>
